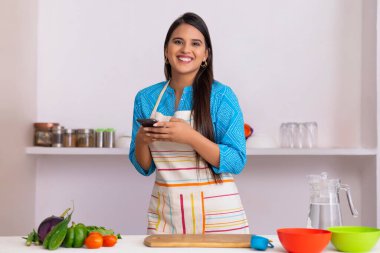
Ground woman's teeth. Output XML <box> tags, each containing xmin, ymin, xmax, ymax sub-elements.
<box><xmin>178</xmin><ymin>57</ymin><xmax>192</xmax><ymax>62</ymax></box>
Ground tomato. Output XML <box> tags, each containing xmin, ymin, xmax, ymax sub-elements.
<box><xmin>85</xmin><ymin>233</ymin><xmax>103</xmax><ymax>249</ymax></box>
<box><xmin>103</xmin><ymin>235</ymin><xmax>117</xmax><ymax>247</ymax></box>
<box><xmin>88</xmin><ymin>232</ymin><xmax>103</xmax><ymax>237</ymax></box>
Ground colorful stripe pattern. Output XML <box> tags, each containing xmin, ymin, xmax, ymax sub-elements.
<box><xmin>146</xmin><ymin>95</ymin><xmax>249</xmax><ymax>235</ymax></box>
<box><xmin>147</xmin><ymin>189</ymin><xmax>249</xmax><ymax>234</ymax></box>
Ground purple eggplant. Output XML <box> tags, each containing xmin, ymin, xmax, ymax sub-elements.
<box><xmin>37</xmin><ymin>208</ymin><xmax>70</xmax><ymax>242</ymax></box>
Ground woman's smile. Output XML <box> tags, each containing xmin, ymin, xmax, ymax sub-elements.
<box><xmin>177</xmin><ymin>55</ymin><xmax>193</xmax><ymax>63</ymax></box>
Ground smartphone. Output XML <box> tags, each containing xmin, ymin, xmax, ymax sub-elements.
<box><xmin>137</xmin><ymin>118</ymin><xmax>158</xmax><ymax>127</ymax></box>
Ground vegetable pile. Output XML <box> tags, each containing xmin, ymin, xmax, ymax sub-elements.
<box><xmin>23</xmin><ymin>207</ymin><xmax>121</xmax><ymax>250</ymax></box>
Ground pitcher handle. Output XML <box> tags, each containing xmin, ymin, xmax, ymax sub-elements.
<box><xmin>340</xmin><ymin>184</ymin><xmax>359</xmax><ymax>217</ymax></box>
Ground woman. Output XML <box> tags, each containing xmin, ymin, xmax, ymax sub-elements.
<box><xmin>129</xmin><ymin>12</ymin><xmax>249</xmax><ymax>234</ymax></box>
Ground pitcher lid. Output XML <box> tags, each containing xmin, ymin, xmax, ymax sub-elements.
<box><xmin>307</xmin><ymin>172</ymin><xmax>340</xmax><ymax>188</ymax></box>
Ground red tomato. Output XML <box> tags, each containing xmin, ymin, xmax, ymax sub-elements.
<box><xmin>85</xmin><ymin>234</ymin><xmax>103</xmax><ymax>249</ymax></box>
<box><xmin>88</xmin><ymin>232</ymin><xmax>103</xmax><ymax>237</ymax></box>
<box><xmin>103</xmin><ymin>235</ymin><xmax>118</xmax><ymax>247</ymax></box>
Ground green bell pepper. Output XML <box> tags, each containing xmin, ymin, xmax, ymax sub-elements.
<box><xmin>63</xmin><ymin>222</ymin><xmax>88</xmax><ymax>248</ymax></box>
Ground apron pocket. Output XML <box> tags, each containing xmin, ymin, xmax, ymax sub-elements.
<box><xmin>203</xmin><ymin>188</ymin><xmax>250</xmax><ymax>234</ymax></box>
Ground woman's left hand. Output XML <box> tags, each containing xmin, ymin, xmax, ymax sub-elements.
<box><xmin>144</xmin><ymin>117</ymin><xmax>195</xmax><ymax>144</ymax></box>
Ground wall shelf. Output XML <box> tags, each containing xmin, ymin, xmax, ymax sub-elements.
<box><xmin>246</xmin><ymin>148</ymin><xmax>377</xmax><ymax>156</ymax></box>
<box><xmin>26</xmin><ymin>147</ymin><xmax>129</xmax><ymax>155</ymax></box>
<box><xmin>26</xmin><ymin>146</ymin><xmax>377</xmax><ymax>156</ymax></box>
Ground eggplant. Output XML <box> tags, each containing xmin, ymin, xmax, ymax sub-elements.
<box><xmin>37</xmin><ymin>208</ymin><xmax>70</xmax><ymax>242</ymax></box>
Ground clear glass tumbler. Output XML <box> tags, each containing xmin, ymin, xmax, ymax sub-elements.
<box><xmin>280</xmin><ymin>123</ymin><xmax>289</xmax><ymax>148</ymax></box>
<box><xmin>303</xmin><ymin>122</ymin><xmax>318</xmax><ymax>148</ymax></box>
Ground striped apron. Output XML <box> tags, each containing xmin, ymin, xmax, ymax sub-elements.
<box><xmin>147</xmin><ymin>82</ymin><xmax>249</xmax><ymax>234</ymax></box>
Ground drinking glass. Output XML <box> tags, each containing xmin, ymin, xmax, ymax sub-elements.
<box><xmin>303</xmin><ymin>122</ymin><xmax>318</xmax><ymax>148</ymax></box>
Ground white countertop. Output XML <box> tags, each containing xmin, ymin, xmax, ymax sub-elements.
<box><xmin>1</xmin><ymin>235</ymin><xmax>379</xmax><ymax>253</ymax></box>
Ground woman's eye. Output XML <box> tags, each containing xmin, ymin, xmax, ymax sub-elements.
<box><xmin>173</xmin><ymin>40</ymin><xmax>183</xmax><ymax>45</ymax></box>
<box><xmin>192</xmin><ymin>42</ymin><xmax>201</xmax><ymax>47</ymax></box>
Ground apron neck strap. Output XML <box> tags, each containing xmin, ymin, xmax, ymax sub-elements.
<box><xmin>150</xmin><ymin>80</ymin><xmax>170</xmax><ymax>118</ymax></box>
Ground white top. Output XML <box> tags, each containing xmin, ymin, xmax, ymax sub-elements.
<box><xmin>1</xmin><ymin>235</ymin><xmax>379</xmax><ymax>252</ymax></box>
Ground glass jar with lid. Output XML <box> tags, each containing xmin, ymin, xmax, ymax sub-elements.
<box><xmin>76</xmin><ymin>129</ymin><xmax>95</xmax><ymax>147</ymax></box>
<box><xmin>63</xmin><ymin>129</ymin><xmax>76</xmax><ymax>147</ymax></box>
<box><xmin>95</xmin><ymin>128</ymin><xmax>105</xmax><ymax>148</ymax></box>
<box><xmin>33</xmin><ymin>122</ymin><xmax>59</xmax><ymax>147</ymax></box>
<box><xmin>104</xmin><ymin>128</ymin><xmax>116</xmax><ymax>148</ymax></box>
<box><xmin>52</xmin><ymin>126</ymin><xmax>65</xmax><ymax>147</ymax></box>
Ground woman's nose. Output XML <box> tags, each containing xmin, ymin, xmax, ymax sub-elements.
<box><xmin>181</xmin><ymin>42</ymin><xmax>191</xmax><ymax>53</ymax></box>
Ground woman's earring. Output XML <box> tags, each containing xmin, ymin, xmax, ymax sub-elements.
<box><xmin>165</xmin><ymin>57</ymin><xmax>169</xmax><ymax>64</ymax></box>
<box><xmin>201</xmin><ymin>60</ymin><xmax>208</xmax><ymax>68</ymax></box>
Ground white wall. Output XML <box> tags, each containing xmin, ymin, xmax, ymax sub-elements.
<box><xmin>361</xmin><ymin>0</ymin><xmax>377</xmax><ymax>226</ymax></box>
<box><xmin>33</xmin><ymin>0</ymin><xmax>374</xmax><ymax>235</ymax></box>
<box><xmin>362</xmin><ymin>0</ymin><xmax>377</xmax><ymax>148</ymax></box>
<box><xmin>37</xmin><ymin>0</ymin><xmax>363</xmax><ymax>148</ymax></box>
<box><xmin>0</xmin><ymin>0</ymin><xmax>37</xmax><ymax>235</ymax></box>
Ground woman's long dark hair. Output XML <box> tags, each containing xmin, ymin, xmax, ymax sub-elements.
<box><xmin>164</xmin><ymin>12</ymin><xmax>222</xmax><ymax>183</ymax></box>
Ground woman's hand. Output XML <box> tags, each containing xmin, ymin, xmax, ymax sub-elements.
<box><xmin>144</xmin><ymin>117</ymin><xmax>195</xmax><ymax>145</ymax></box>
<box><xmin>144</xmin><ymin>117</ymin><xmax>220</xmax><ymax>168</ymax></box>
<box><xmin>135</xmin><ymin>127</ymin><xmax>155</xmax><ymax>170</ymax></box>
<box><xmin>136</xmin><ymin>127</ymin><xmax>155</xmax><ymax>145</ymax></box>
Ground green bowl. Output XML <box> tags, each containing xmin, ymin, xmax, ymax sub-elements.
<box><xmin>328</xmin><ymin>226</ymin><xmax>380</xmax><ymax>252</ymax></box>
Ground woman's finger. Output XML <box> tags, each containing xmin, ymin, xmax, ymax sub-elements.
<box><xmin>144</xmin><ymin>127</ymin><xmax>169</xmax><ymax>134</ymax></box>
<box><xmin>147</xmin><ymin>133</ymin><xmax>170</xmax><ymax>139</ymax></box>
<box><xmin>152</xmin><ymin>121</ymin><xmax>172</xmax><ymax>128</ymax></box>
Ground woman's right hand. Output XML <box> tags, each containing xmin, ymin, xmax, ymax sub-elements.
<box><xmin>135</xmin><ymin>127</ymin><xmax>155</xmax><ymax>170</ymax></box>
<box><xmin>136</xmin><ymin>127</ymin><xmax>155</xmax><ymax>145</ymax></box>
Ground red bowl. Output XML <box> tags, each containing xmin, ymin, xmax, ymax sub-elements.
<box><xmin>277</xmin><ymin>228</ymin><xmax>331</xmax><ymax>253</ymax></box>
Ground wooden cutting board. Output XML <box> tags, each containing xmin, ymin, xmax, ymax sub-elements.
<box><xmin>144</xmin><ymin>234</ymin><xmax>252</xmax><ymax>248</ymax></box>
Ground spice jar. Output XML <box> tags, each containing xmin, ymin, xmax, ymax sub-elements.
<box><xmin>52</xmin><ymin>126</ymin><xmax>65</xmax><ymax>147</ymax></box>
<box><xmin>63</xmin><ymin>129</ymin><xmax>76</xmax><ymax>147</ymax></box>
<box><xmin>76</xmin><ymin>129</ymin><xmax>95</xmax><ymax>147</ymax></box>
<box><xmin>33</xmin><ymin>122</ymin><xmax>59</xmax><ymax>147</ymax></box>
<box><xmin>103</xmin><ymin>128</ymin><xmax>116</xmax><ymax>148</ymax></box>
<box><xmin>95</xmin><ymin>129</ymin><xmax>104</xmax><ymax>148</ymax></box>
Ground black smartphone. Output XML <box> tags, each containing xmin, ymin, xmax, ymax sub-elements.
<box><xmin>137</xmin><ymin>118</ymin><xmax>158</xmax><ymax>127</ymax></box>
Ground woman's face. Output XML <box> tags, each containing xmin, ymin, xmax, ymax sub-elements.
<box><xmin>165</xmin><ymin>23</ymin><xmax>208</xmax><ymax>79</ymax></box>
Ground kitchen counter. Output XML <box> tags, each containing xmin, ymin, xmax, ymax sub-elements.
<box><xmin>1</xmin><ymin>235</ymin><xmax>379</xmax><ymax>252</ymax></box>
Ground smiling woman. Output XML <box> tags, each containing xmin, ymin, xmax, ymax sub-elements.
<box><xmin>128</xmin><ymin>12</ymin><xmax>249</xmax><ymax>235</ymax></box>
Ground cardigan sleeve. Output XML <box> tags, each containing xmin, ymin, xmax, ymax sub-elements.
<box><xmin>128</xmin><ymin>92</ymin><xmax>156</xmax><ymax>176</ymax></box>
<box><xmin>211</xmin><ymin>86</ymin><xmax>247</xmax><ymax>174</ymax></box>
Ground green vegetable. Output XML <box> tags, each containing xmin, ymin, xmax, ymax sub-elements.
<box><xmin>62</xmin><ymin>225</ymin><xmax>74</xmax><ymax>248</ymax></box>
<box><xmin>24</xmin><ymin>229</ymin><xmax>39</xmax><ymax>246</ymax></box>
<box><xmin>86</xmin><ymin>225</ymin><xmax>122</xmax><ymax>239</ymax></box>
<box><xmin>63</xmin><ymin>222</ymin><xmax>87</xmax><ymax>248</ymax></box>
<box><xmin>33</xmin><ymin>229</ymin><xmax>40</xmax><ymax>245</ymax></box>
<box><xmin>86</xmin><ymin>225</ymin><xmax>114</xmax><ymax>236</ymax></box>
<box><xmin>25</xmin><ymin>231</ymin><xmax>35</xmax><ymax>246</ymax></box>
<box><xmin>43</xmin><ymin>210</ymin><xmax>72</xmax><ymax>250</ymax></box>
<box><xmin>73</xmin><ymin>223</ymin><xmax>87</xmax><ymax>248</ymax></box>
